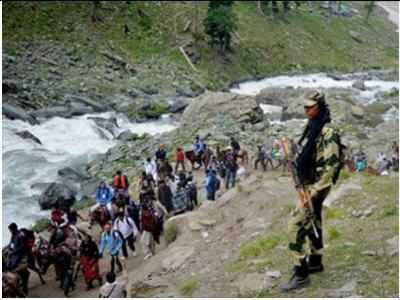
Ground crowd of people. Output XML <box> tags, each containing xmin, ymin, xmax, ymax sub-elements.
<box><xmin>346</xmin><ymin>141</ymin><xmax>399</xmax><ymax>175</ymax></box>
<box><xmin>2</xmin><ymin>134</ymin><xmax>253</xmax><ymax>297</ymax></box>
<box><xmin>3</xmin><ymin>127</ymin><xmax>399</xmax><ymax>297</ymax></box>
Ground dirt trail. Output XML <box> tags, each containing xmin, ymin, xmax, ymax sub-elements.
<box><xmin>26</xmin><ymin>166</ymin><xmax>236</xmax><ymax>298</ymax></box>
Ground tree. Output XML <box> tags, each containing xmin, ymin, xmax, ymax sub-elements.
<box><xmin>365</xmin><ymin>1</ymin><xmax>375</xmax><ymax>23</ymax></box>
<box><xmin>204</xmin><ymin>1</ymin><xmax>238</xmax><ymax>53</ymax></box>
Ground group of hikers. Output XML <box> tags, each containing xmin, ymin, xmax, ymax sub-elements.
<box><xmin>3</xmin><ymin>89</ymin><xmax>399</xmax><ymax>297</ymax></box>
<box><xmin>2</xmin><ymin>133</ymin><xmax>254</xmax><ymax>297</ymax></box>
<box><xmin>346</xmin><ymin>142</ymin><xmax>399</xmax><ymax>175</ymax></box>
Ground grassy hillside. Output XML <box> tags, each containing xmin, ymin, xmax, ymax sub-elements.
<box><xmin>3</xmin><ymin>1</ymin><xmax>398</xmax><ymax>92</ymax></box>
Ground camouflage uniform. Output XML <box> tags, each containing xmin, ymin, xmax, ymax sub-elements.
<box><xmin>288</xmin><ymin>125</ymin><xmax>340</xmax><ymax>259</ymax></box>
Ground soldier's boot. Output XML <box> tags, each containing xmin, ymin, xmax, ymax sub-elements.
<box><xmin>307</xmin><ymin>254</ymin><xmax>324</xmax><ymax>274</ymax></box>
<box><xmin>280</xmin><ymin>259</ymin><xmax>310</xmax><ymax>292</ymax></box>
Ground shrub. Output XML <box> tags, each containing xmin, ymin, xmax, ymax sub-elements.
<box><xmin>179</xmin><ymin>277</ymin><xmax>199</xmax><ymax>297</ymax></box>
<box><xmin>32</xmin><ymin>218</ymin><xmax>51</xmax><ymax>233</ymax></box>
<box><xmin>327</xmin><ymin>227</ymin><xmax>340</xmax><ymax>241</ymax></box>
<box><xmin>164</xmin><ymin>222</ymin><xmax>178</xmax><ymax>245</ymax></box>
<box><xmin>240</xmin><ymin>234</ymin><xmax>281</xmax><ymax>258</ymax></box>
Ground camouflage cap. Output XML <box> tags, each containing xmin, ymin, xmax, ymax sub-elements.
<box><xmin>304</xmin><ymin>90</ymin><xmax>325</xmax><ymax>107</ymax></box>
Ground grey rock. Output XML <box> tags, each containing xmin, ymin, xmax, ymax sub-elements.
<box><xmin>385</xmin><ymin>236</ymin><xmax>399</xmax><ymax>256</ymax></box>
<box><xmin>3</xmin><ymin>79</ymin><xmax>19</xmax><ymax>94</ymax></box>
<box><xmin>31</xmin><ymin>182</ymin><xmax>52</xmax><ymax>191</ymax></box>
<box><xmin>352</xmin><ymin>79</ymin><xmax>366</xmax><ymax>91</ymax></box>
<box><xmin>169</xmin><ymin>98</ymin><xmax>190</xmax><ymax>113</ymax></box>
<box><xmin>181</xmin><ymin>92</ymin><xmax>264</xmax><ymax>128</ymax></box>
<box><xmin>3</xmin><ymin>54</ymin><xmax>16</xmax><ymax>63</ymax></box>
<box><xmin>329</xmin><ymin>279</ymin><xmax>357</xmax><ymax>298</ymax></box>
<box><xmin>106</xmin><ymin>146</ymin><xmax>126</xmax><ymax>162</ymax></box>
<box><xmin>351</xmin><ymin>210</ymin><xmax>362</xmax><ymax>218</ymax></box>
<box><xmin>361</xmin><ymin>250</ymin><xmax>377</xmax><ymax>256</ymax></box>
<box><xmin>363</xmin><ymin>205</ymin><xmax>376</xmax><ymax>217</ymax></box>
<box><xmin>199</xmin><ymin>219</ymin><xmax>217</xmax><ymax>227</ymax></box>
<box><xmin>253</xmin><ymin>120</ymin><xmax>269</xmax><ymax>132</ymax></box>
<box><xmin>87</xmin><ymin>116</ymin><xmax>120</xmax><ymax>137</ymax></box>
<box><xmin>65</xmin><ymin>94</ymin><xmax>108</xmax><ymax>112</ymax></box>
<box><xmin>30</xmin><ymin>106</ymin><xmax>72</xmax><ymax>119</ymax></box>
<box><xmin>79</xmin><ymin>179</ymin><xmax>99</xmax><ymax>199</ymax></box>
<box><xmin>3</xmin><ymin>103</ymin><xmax>40</xmax><ymax>125</ymax></box>
<box><xmin>266</xmin><ymin>270</ymin><xmax>281</xmax><ymax>279</ymax></box>
<box><xmin>351</xmin><ymin>105</ymin><xmax>364</xmax><ymax>118</ymax></box>
<box><xmin>16</xmin><ymin>130</ymin><xmax>42</xmax><ymax>145</ymax></box>
<box><xmin>140</xmin><ymin>86</ymin><xmax>158</xmax><ymax>95</ymax></box>
<box><xmin>57</xmin><ymin>167</ymin><xmax>90</xmax><ymax>182</ymax></box>
<box><xmin>348</xmin><ymin>30</ymin><xmax>363</xmax><ymax>43</ymax></box>
<box><xmin>38</xmin><ymin>182</ymin><xmax>77</xmax><ymax>210</ymax></box>
<box><xmin>117</xmin><ymin>130</ymin><xmax>140</xmax><ymax>142</ymax></box>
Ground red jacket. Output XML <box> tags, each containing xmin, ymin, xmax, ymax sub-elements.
<box><xmin>114</xmin><ymin>175</ymin><xmax>128</xmax><ymax>191</ymax></box>
<box><xmin>176</xmin><ymin>150</ymin><xmax>185</xmax><ymax>162</ymax></box>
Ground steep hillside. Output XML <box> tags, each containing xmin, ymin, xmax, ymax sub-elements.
<box><xmin>3</xmin><ymin>1</ymin><xmax>398</xmax><ymax>102</ymax></box>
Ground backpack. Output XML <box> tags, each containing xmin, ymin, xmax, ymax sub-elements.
<box><xmin>141</xmin><ymin>208</ymin><xmax>157</xmax><ymax>232</ymax></box>
<box><xmin>123</xmin><ymin>175</ymin><xmax>129</xmax><ymax>189</ymax></box>
<box><xmin>215</xmin><ymin>177</ymin><xmax>221</xmax><ymax>191</ymax></box>
<box><xmin>20</xmin><ymin>228</ymin><xmax>35</xmax><ymax>252</ymax></box>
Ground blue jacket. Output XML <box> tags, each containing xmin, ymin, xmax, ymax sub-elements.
<box><xmin>193</xmin><ymin>140</ymin><xmax>204</xmax><ymax>154</ymax></box>
<box><xmin>99</xmin><ymin>230</ymin><xmax>122</xmax><ymax>256</ymax></box>
<box><xmin>206</xmin><ymin>171</ymin><xmax>217</xmax><ymax>194</ymax></box>
<box><xmin>96</xmin><ymin>185</ymin><xmax>113</xmax><ymax>206</ymax></box>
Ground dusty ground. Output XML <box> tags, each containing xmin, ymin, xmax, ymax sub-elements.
<box><xmin>26</xmin><ymin>164</ymin><xmax>399</xmax><ymax>298</ymax></box>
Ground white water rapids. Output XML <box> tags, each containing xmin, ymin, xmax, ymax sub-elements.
<box><xmin>2</xmin><ymin>72</ymin><xmax>398</xmax><ymax>245</ymax></box>
<box><xmin>2</xmin><ymin>112</ymin><xmax>176</xmax><ymax>244</ymax></box>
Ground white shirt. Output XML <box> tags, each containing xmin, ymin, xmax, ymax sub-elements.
<box><xmin>145</xmin><ymin>161</ymin><xmax>156</xmax><ymax>175</ymax></box>
<box><xmin>113</xmin><ymin>216</ymin><xmax>139</xmax><ymax>239</ymax></box>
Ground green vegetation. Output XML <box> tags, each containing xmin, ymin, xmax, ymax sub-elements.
<box><xmin>179</xmin><ymin>277</ymin><xmax>199</xmax><ymax>297</ymax></box>
<box><xmin>381</xmin><ymin>203</ymin><xmax>398</xmax><ymax>218</ymax></box>
<box><xmin>239</xmin><ymin>233</ymin><xmax>282</xmax><ymax>258</ymax></box>
<box><xmin>324</xmin><ymin>207</ymin><xmax>345</xmax><ymax>220</ymax></box>
<box><xmin>3</xmin><ymin>1</ymin><xmax>398</xmax><ymax>92</ymax></box>
<box><xmin>204</xmin><ymin>1</ymin><xmax>238</xmax><ymax>53</ymax></box>
<box><xmin>365</xmin><ymin>102</ymin><xmax>392</xmax><ymax>115</ymax></box>
<box><xmin>327</xmin><ymin>227</ymin><xmax>341</xmax><ymax>240</ymax></box>
<box><xmin>338</xmin><ymin>169</ymin><xmax>352</xmax><ymax>181</ymax></box>
<box><xmin>32</xmin><ymin>218</ymin><xmax>51</xmax><ymax>233</ymax></box>
<box><xmin>235</xmin><ymin>173</ymin><xmax>398</xmax><ymax>298</ymax></box>
<box><xmin>127</xmin><ymin>101</ymin><xmax>169</xmax><ymax>120</ymax></box>
<box><xmin>164</xmin><ymin>222</ymin><xmax>179</xmax><ymax>246</ymax></box>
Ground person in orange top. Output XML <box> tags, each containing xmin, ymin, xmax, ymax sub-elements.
<box><xmin>113</xmin><ymin>170</ymin><xmax>129</xmax><ymax>199</ymax></box>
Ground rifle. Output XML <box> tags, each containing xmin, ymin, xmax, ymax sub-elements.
<box><xmin>281</xmin><ymin>139</ymin><xmax>319</xmax><ymax>239</ymax></box>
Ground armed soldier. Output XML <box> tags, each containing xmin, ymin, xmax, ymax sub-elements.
<box><xmin>281</xmin><ymin>90</ymin><xmax>343</xmax><ymax>292</ymax></box>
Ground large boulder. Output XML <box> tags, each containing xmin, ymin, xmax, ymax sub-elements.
<box><xmin>57</xmin><ymin>167</ymin><xmax>90</xmax><ymax>182</ymax></box>
<box><xmin>352</xmin><ymin>79</ymin><xmax>366</xmax><ymax>91</ymax></box>
<box><xmin>16</xmin><ymin>130</ymin><xmax>42</xmax><ymax>145</ymax></box>
<box><xmin>3</xmin><ymin>79</ymin><xmax>19</xmax><ymax>94</ymax></box>
<box><xmin>255</xmin><ymin>87</ymin><xmax>303</xmax><ymax>107</ymax></box>
<box><xmin>38</xmin><ymin>182</ymin><xmax>77</xmax><ymax>210</ymax></box>
<box><xmin>65</xmin><ymin>94</ymin><xmax>108</xmax><ymax>112</ymax></box>
<box><xmin>30</xmin><ymin>106</ymin><xmax>73</xmax><ymax>119</ymax></box>
<box><xmin>87</xmin><ymin>116</ymin><xmax>120</xmax><ymax>137</ymax></box>
<box><xmin>350</xmin><ymin>105</ymin><xmax>365</xmax><ymax>119</ymax></box>
<box><xmin>126</xmin><ymin>99</ymin><xmax>170</xmax><ymax>122</ymax></box>
<box><xmin>181</xmin><ymin>92</ymin><xmax>264</xmax><ymax>128</ymax></box>
<box><xmin>169</xmin><ymin>98</ymin><xmax>190</xmax><ymax>113</ymax></box>
<box><xmin>117</xmin><ymin>130</ymin><xmax>140</xmax><ymax>142</ymax></box>
<box><xmin>3</xmin><ymin>103</ymin><xmax>40</xmax><ymax>125</ymax></box>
